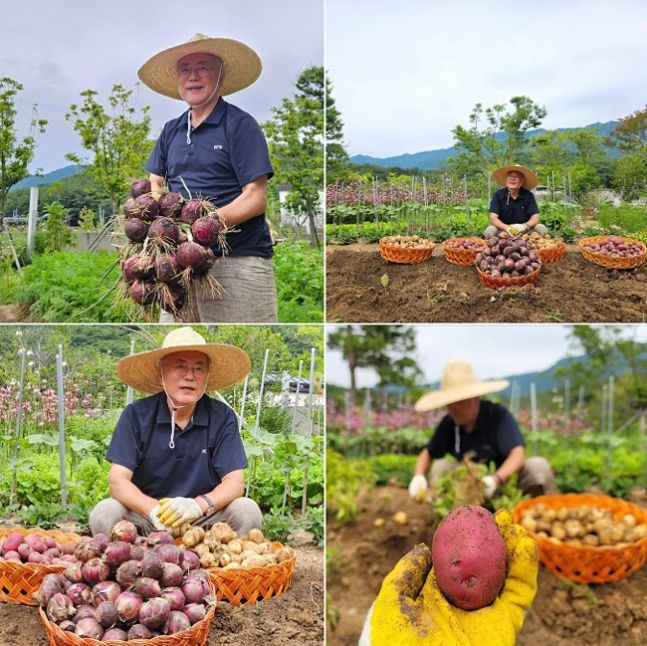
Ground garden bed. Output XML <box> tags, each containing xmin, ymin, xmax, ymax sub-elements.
<box><xmin>0</xmin><ymin>545</ymin><xmax>323</xmax><ymax>646</ymax></box>
<box><xmin>326</xmin><ymin>485</ymin><xmax>647</xmax><ymax>646</ymax></box>
<box><xmin>326</xmin><ymin>243</ymin><xmax>647</xmax><ymax>322</ymax></box>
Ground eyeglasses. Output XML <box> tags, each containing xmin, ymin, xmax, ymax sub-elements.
<box><xmin>166</xmin><ymin>362</ymin><xmax>208</xmax><ymax>379</ymax></box>
<box><xmin>177</xmin><ymin>64</ymin><xmax>213</xmax><ymax>79</ymax></box>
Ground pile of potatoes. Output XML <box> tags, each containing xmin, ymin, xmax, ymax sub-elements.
<box><xmin>520</xmin><ymin>504</ymin><xmax>647</xmax><ymax>547</ymax></box>
<box><xmin>180</xmin><ymin>523</ymin><xmax>295</xmax><ymax>571</ymax></box>
<box><xmin>381</xmin><ymin>235</ymin><xmax>435</xmax><ymax>249</ymax></box>
<box><xmin>521</xmin><ymin>231</ymin><xmax>564</xmax><ymax>250</ymax></box>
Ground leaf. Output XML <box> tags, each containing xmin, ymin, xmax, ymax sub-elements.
<box><xmin>380</xmin><ymin>273</ymin><xmax>390</xmax><ymax>289</ymax></box>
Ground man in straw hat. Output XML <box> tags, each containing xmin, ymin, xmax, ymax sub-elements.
<box><xmin>88</xmin><ymin>327</ymin><xmax>262</xmax><ymax>537</ymax></box>
<box><xmin>408</xmin><ymin>359</ymin><xmax>554</xmax><ymax>502</ymax></box>
<box><xmin>484</xmin><ymin>164</ymin><xmax>548</xmax><ymax>238</ymax></box>
<box><xmin>138</xmin><ymin>34</ymin><xmax>277</xmax><ymax>323</ymax></box>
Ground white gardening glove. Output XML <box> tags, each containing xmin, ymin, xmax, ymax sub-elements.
<box><xmin>408</xmin><ymin>475</ymin><xmax>428</xmax><ymax>502</ymax></box>
<box><xmin>148</xmin><ymin>504</ymin><xmax>171</xmax><ymax>531</ymax></box>
<box><xmin>482</xmin><ymin>475</ymin><xmax>499</xmax><ymax>499</ymax></box>
<box><xmin>157</xmin><ymin>497</ymin><xmax>203</xmax><ymax>528</ymax></box>
<box><xmin>517</xmin><ymin>223</ymin><xmax>528</xmax><ymax>234</ymax></box>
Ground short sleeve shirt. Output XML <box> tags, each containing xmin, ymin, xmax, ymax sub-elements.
<box><xmin>426</xmin><ymin>400</ymin><xmax>524</xmax><ymax>468</ymax></box>
<box><xmin>106</xmin><ymin>392</ymin><xmax>247</xmax><ymax>499</ymax></box>
<box><xmin>489</xmin><ymin>187</ymin><xmax>539</xmax><ymax>225</ymax></box>
<box><xmin>146</xmin><ymin>98</ymin><xmax>275</xmax><ymax>258</ymax></box>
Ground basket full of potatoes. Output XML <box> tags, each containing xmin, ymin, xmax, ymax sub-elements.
<box><xmin>513</xmin><ymin>493</ymin><xmax>647</xmax><ymax>584</ymax></box>
<box><xmin>181</xmin><ymin>523</ymin><xmax>296</xmax><ymax>606</ymax></box>
<box><xmin>379</xmin><ymin>235</ymin><xmax>436</xmax><ymax>264</ymax></box>
<box><xmin>521</xmin><ymin>231</ymin><xmax>566</xmax><ymax>263</ymax></box>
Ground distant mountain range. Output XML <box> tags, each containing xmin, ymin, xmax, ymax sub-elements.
<box><xmin>10</xmin><ymin>164</ymin><xmax>84</xmax><ymax>191</ymax></box>
<box><xmin>350</xmin><ymin>121</ymin><xmax>619</xmax><ymax>170</ymax></box>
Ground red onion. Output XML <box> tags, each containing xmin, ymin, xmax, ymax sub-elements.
<box><xmin>160</xmin><ymin>586</ymin><xmax>185</xmax><ymax>610</ymax></box>
<box><xmin>111</xmin><ymin>520</ymin><xmax>138</xmax><ymax>544</ymax></box>
<box><xmin>66</xmin><ymin>582</ymin><xmax>92</xmax><ymax>606</ymax></box>
<box><xmin>92</xmin><ymin>580</ymin><xmax>122</xmax><ymax>606</ymax></box>
<box><xmin>59</xmin><ymin>620</ymin><xmax>76</xmax><ymax>632</ymax></box>
<box><xmin>46</xmin><ymin>593</ymin><xmax>75</xmax><ymax>623</ymax></box>
<box><xmin>35</xmin><ymin>574</ymin><xmax>64</xmax><ymax>607</ymax></box>
<box><xmin>131</xmin><ymin>178</ymin><xmax>152</xmax><ymax>198</ymax></box>
<box><xmin>81</xmin><ymin>558</ymin><xmax>110</xmax><ymax>586</ymax></box>
<box><xmin>180</xmin><ymin>549</ymin><xmax>200</xmax><ymax>571</ymax></box>
<box><xmin>75</xmin><ymin>538</ymin><xmax>103</xmax><ymax>562</ymax></box>
<box><xmin>63</xmin><ymin>562</ymin><xmax>83</xmax><ymax>584</ymax></box>
<box><xmin>103</xmin><ymin>541</ymin><xmax>132</xmax><ymax>567</ymax></box>
<box><xmin>159</xmin><ymin>191</ymin><xmax>185</xmax><ymax>219</ymax></box>
<box><xmin>128</xmin><ymin>624</ymin><xmax>153</xmax><ymax>640</ymax></box>
<box><xmin>157</xmin><ymin>543</ymin><xmax>181</xmax><ymax>565</ymax></box>
<box><xmin>95</xmin><ymin>600</ymin><xmax>119</xmax><ymax>628</ymax></box>
<box><xmin>165</xmin><ymin>609</ymin><xmax>191</xmax><ymax>634</ymax></box>
<box><xmin>115</xmin><ymin>590</ymin><xmax>143</xmax><ymax>623</ymax></box>
<box><xmin>130</xmin><ymin>543</ymin><xmax>145</xmax><ymax>561</ymax></box>
<box><xmin>139</xmin><ymin>596</ymin><xmax>171</xmax><ymax>630</ymax></box>
<box><xmin>160</xmin><ymin>562</ymin><xmax>184</xmax><ymax>587</ymax></box>
<box><xmin>73</xmin><ymin>605</ymin><xmax>97</xmax><ymax>622</ymax></box>
<box><xmin>182</xmin><ymin>577</ymin><xmax>211</xmax><ymax>603</ymax></box>
<box><xmin>75</xmin><ymin>617</ymin><xmax>104</xmax><ymax>639</ymax></box>
<box><xmin>116</xmin><ymin>559</ymin><xmax>142</xmax><ymax>587</ymax></box>
<box><xmin>180</xmin><ymin>198</ymin><xmax>206</xmax><ymax>225</ymax></box>
<box><xmin>192</xmin><ymin>214</ymin><xmax>224</xmax><ymax>246</ymax></box>
<box><xmin>183</xmin><ymin>602</ymin><xmax>206</xmax><ymax>625</ymax></box>
<box><xmin>103</xmin><ymin>627</ymin><xmax>128</xmax><ymax>640</ymax></box>
<box><xmin>141</xmin><ymin>552</ymin><xmax>163</xmax><ymax>580</ymax></box>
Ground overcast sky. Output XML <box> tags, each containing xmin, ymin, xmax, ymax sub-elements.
<box><xmin>327</xmin><ymin>0</ymin><xmax>647</xmax><ymax>158</ymax></box>
<box><xmin>3</xmin><ymin>0</ymin><xmax>322</xmax><ymax>173</ymax></box>
<box><xmin>326</xmin><ymin>324</ymin><xmax>647</xmax><ymax>388</ymax></box>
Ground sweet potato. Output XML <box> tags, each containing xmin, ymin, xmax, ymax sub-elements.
<box><xmin>432</xmin><ymin>505</ymin><xmax>507</xmax><ymax>610</ymax></box>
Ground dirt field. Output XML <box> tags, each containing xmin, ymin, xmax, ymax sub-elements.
<box><xmin>327</xmin><ymin>485</ymin><xmax>647</xmax><ymax>646</ymax></box>
<box><xmin>326</xmin><ymin>243</ymin><xmax>647</xmax><ymax>323</ymax></box>
<box><xmin>0</xmin><ymin>546</ymin><xmax>323</xmax><ymax>646</ymax></box>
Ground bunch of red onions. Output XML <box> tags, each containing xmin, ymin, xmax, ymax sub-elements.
<box><xmin>35</xmin><ymin>520</ymin><xmax>211</xmax><ymax>641</ymax></box>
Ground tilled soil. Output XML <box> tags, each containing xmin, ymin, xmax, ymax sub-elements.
<box><xmin>326</xmin><ymin>244</ymin><xmax>647</xmax><ymax>322</ymax></box>
<box><xmin>326</xmin><ymin>485</ymin><xmax>647</xmax><ymax>646</ymax></box>
<box><xmin>0</xmin><ymin>546</ymin><xmax>323</xmax><ymax>646</ymax></box>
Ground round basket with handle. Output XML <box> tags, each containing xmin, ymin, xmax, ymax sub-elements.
<box><xmin>0</xmin><ymin>527</ymin><xmax>82</xmax><ymax>605</ymax></box>
<box><xmin>578</xmin><ymin>235</ymin><xmax>646</xmax><ymax>270</ymax></box>
<box><xmin>443</xmin><ymin>237</ymin><xmax>486</xmax><ymax>266</ymax></box>
<box><xmin>476</xmin><ymin>264</ymin><xmax>541</xmax><ymax>289</ymax></box>
<box><xmin>208</xmin><ymin>542</ymin><xmax>296</xmax><ymax>606</ymax></box>
<box><xmin>512</xmin><ymin>493</ymin><xmax>647</xmax><ymax>584</ymax></box>
<box><xmin>379</xmin><ymin>237</ymin><xmax>435</xmax><ymax>264</ymax></box>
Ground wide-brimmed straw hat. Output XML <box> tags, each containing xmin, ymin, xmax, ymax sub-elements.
<box><xmin>116</xmin><ymin>327</ymin><xmax>250</xmax><ymax>394</ymax></box>
<box><xmin>492</xmin><ymin>164</ymin><xmax>539</xmax><ymax>190</ymax></box>
<box><xmin>414</xmin><ymin>360</ymin><xmax>509</xmax><ymax>411</ymax></box>
<box><xmin>137</xmin><ymin>33</ymin><xmax>262</xmax><ymax>100</ymax></box>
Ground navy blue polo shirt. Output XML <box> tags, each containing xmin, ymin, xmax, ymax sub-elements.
<box><xmin>489</xmin><ymin>187</ymin><xmax>539</xmax><ymax>225</ymax></box>
<box><xmin>106</xmin><ymin>392</ymin><xmax>247</xmax><ymax>499</ymax></box>
<box><xmin>146</xmin><ymin>98</ymin><xmax>274</xmax><ymax>258</ymax></box>
<box><xmin>426</xmin><ymin>400</ymin><xmax>524</xmax><ymax>468</ymax></box>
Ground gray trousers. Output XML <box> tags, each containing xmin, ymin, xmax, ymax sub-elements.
<box><xmin>484</xmin><ymin>223</ymin><xmax>548</xmax><ymax>238</ymax></box>
<box><xmin>88</xmin><ymin>496</ymin><xmax>263</xmax><ymax>538</ymax></box>
<box><xmin>430</xmin><ymin>456</ymin><xmax>555</xmax><ymax>496</ymax></box>
<box><xmin>160</xmin><ymin>255</ymin><xmax>278</xmax><ymax>323</ymax></box>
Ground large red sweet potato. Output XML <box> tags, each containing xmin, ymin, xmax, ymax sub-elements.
<box><xmin>432</xmin><ymin>505</ymin><xmax>507</xmax><ymax>610</ymax></box>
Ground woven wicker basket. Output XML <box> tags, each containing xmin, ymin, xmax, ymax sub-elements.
<box><xmin>443</xmin><ymin>238</ymin><xmax>486</xmax><ymax>266</ymax></box>
<box><xmin>512</xmin><ymin>493</ymin><xmax>647</xmax><ymax>584</ymax></box>
<box><xmin>537</xmin><ymin>241</ymin><xmax>566</xmax><ymax>264</ymax></box>
<box><xmin>38</xmin><ymin>594</ymin><xmax>216</xmax><ymax>646</ymax></box>
<box><xmin>208</xmin><ymin>543</ymin><xmax>296</xmax><ymax>606</ymax></box>
<box><xmin>476</xmin><ymin>264</ymin><xmax>541</xmax><ymax>289</ymax></box>
<box><xmin>578</xmin><ymin>235</ymin><xmax>647</xmax><ymax>269</ymax></box>
<box><xmin>0</xmin><ymin>527</ymin><xmax>82</xmax><ymax>605</ymax></box>
<box><xmin>379</xmin><ymin>238</ymin><xmax>435</xmax><ymax>264</ymax></box>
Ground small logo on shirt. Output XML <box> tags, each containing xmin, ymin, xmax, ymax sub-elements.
<box><xmin>201</xmin><ymin>448</ymin><xmax>208</xmax><ymax>454</ymax></box>
<box><xmin>213</xmin><ymin>144</ymin><xmax>223</xmax><ymax>150</ymax></box>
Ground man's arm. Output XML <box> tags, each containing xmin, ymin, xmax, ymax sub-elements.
<box><xmin>489</xmin><ymin>212</ymin><xmax>510</xmax><ymax>232</ymax></box>
<box><xmin>193</xmin><ymin>469</ymin><xmax>245</xmax><ymax>515</ymax></box>
<box><xmin>109</xmin><ymin>463</ymin><xmax>158</xmax><ymax>516</ymax></box>
<box><xmin>414</xmin><ymin>448</ymin><xmax>432</xmax><ymax>476</ymax></box>
<box><xmin>526</xmin><ymin>213</ymin><xmax>540</xmax><ymax>228</ymax></box>
<box><xmin>217</xmin><ymin>176</ymin><xmax>268</xmax><ymax>227</ymax></box>
<box><xmin>495</xmin><ymin>445</ymin><xmax>525</xmax><ymax>484</ymax></box>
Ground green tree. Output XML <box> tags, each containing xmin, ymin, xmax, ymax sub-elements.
<box><xmin>450</xmin><ymin>96</ymin><xmax>546</xmax><ymax>179</ymax></box>
<box><xmin>327</xmin><ymin>325</ymin><xmax>422</xmax><ymax>409</ymax></box>
<box><xmin>41</xmin><ymin>202</ymin><xmax>73</xmax><ymax>252</ymax></box>
<box><xmin>0</xmin><ymin>77</ymin><xmax>47</xmax><ymax>222</ymax></box>
<box><xmin>607</xmin><ymin>106</ymin><xmax>647</xmax><ymax>199</ymax></box>
<box><xmin>323</xmin><ymin>72</ymin><xmax>348</xmax><ymax>182</ymax></box>
<box><xmin>66</xmin><ymin>84</ymin><xmax>153</xmax><ymax>215</ymax></box>
<box><xmin>263</xmin><ymin>66</ymin><xmax>326</xmax><ymax>247</ymax></box>
<box><xmin>607</xmin><ymin>106</ymin><xmax>647</xmax><ymax>153</ymax></box>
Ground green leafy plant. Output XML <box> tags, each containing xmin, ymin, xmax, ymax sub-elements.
<box><xmin>326</xmin><ymin>449</ymin><xmax>376</xmax><ymax>525</ymax></box>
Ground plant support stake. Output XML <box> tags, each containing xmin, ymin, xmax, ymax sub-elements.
<box><xmin>126</xmin><ymin>338</ymin><xmax>135</xmax><ymax>406</ymax></box>
<box><xmin>245</xmin><ymin>349</ymin><xmax>269</xmax><ymax>498</ymax></box>
<box><xmin>238</xmin><ymin>374</ymin><xmax>249</xmax><ymax>432</ymax></box>
<box><xmin>530</xmin><ymin>382</ymin><xmax>537</xmax><ymax>456</ymax></box>
<box><xmin>301</xmin><ymin>347</ymin><xmax>316</xmax><ymax>515</ymax></box>
<box><xmin>56</xmin><ymin>345</ymin><xmax>67</xmax><ymax>507</ymax></box>
<box><xmin>9</xmin><ymin>344</ymin><xmax>27</xmax><ymax>504</ymax></box>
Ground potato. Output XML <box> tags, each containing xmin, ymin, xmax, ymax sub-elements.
<box><xmin>199</xmin><ymin>552</ymin><xmax>217</xmax><ymax>568</ymax></box>
<box><xmin>582</xmin><ymin>534</ymin><xmax>599</xmax><ymax>547</ymax></box>
<box><xmin>194</xmin><ymin>543</ymin><xmax>210</xmax><ymax>557</ymax></box>
<box><xmin>598</xmin><ymin>525</ymin><xmax>624</xmax><ymax>546</ymax></box>
<box><xmin>219</xmin><ymin>552</ymin><xmax>232</xmax><ymax>567</ymax></box>
<box><xmin>222</xmin><ymin>562</ymin><xmax>240</xmax><ymax>571</ymax></box>
<box><xmin>227</xmin><ymin>539</ymin><xmax>243</xmax><ymax>555</ymax></box>
<box><xmin>181</xmin><ymin>526</ymin><xmax>205</xmax><ymax>548</ymax></box>
<box><xmin>521</xmin><ymin>517</ymin><xmax>537</xmax><ymax>533</ymax></box>
<box><xmin>229</xmin><ymin>552</ymin><xmax>243</xmax><ymax>563</ymax></box>
<box><xmin>564</xmin><ymin>520</ymin><xmax>584</xmax><ymax>539</ymax></box>
<box><xmin>621</xmin><ymin>514</ymin><xmax>637</xmax><ymax>528</ymax></box>
<box><xmin>431</xmin><ymin>505</ymin><xmax>507</xmax><ymax>611</ymax></box>
<box><xmin>630</xmin><ymin>525</ymin><xmax>647</xmax><ymax>541</ymax></box>
<box><xmin>393</xmin><ymin>511</ymin><xmax>408</xmax><ymax>525</ymax></box>
<box><xmin>275</xmin><ymin>545</ymin><xmax>296</xmax><ymax>563</ymax></box>
<box><xmin>208</xmin><ymin>522</ymin><xmax>237</xmax><ymax>544</ymax></box>
<box><xmin>240</xmin><ymin>550</ymin><xmax>258</xmax><ymax>561</ymax></box>
<box><xmin>536</xmin><ymin>531</ymin><xmax>549</xmax><ymax>539</ymax></box>
<box><xmin>241</xmin><ymin>540</ymin><xmax>262</xmax><ymax>554</ymax></box>
<box><xmin>556</xmin><ymin>508</ymin><xmax>569</xmax><ymax>522</ymax></box>
<box><xmin>247</xmin><ymin>528</ymin><xmax>264</xmax><ymax>544</ymax></box>
<box><xmin>241</xmin><ymin>554</ymin><xmax>267</xmax><ymax>568</ymax></box>
<box><xmin>551</xmin><ymin>523</ymin><xmax>566</xmax><ymax>541</ymax></box>
<box><xmin>203</xmin><ymin>536</ymin><xmax>221</xmax><ymax>551</ymax></box>
<box><xmin>541</xmin><ymin>509</ymin><xmax>557</xmax><ymax>523</ymax></box>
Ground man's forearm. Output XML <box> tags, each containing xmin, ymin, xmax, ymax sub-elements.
<box><xmin>527</xmin><ymin>214</ymin><xmax>540</xmax><ymax>228</ymax></box>
<box><xmin>489</xmin><ymin>213</ymin><xmax>508</xmax><ymax>231</ymax></box>
<box><xmin>110</xmin><ymin>478</ymin><xmax>158</xmax><ymax>517</ymax></box>
<box><xmin>219</xmin><ymin>190</ymin><xmax>266</xmax><ymax>226</ymax></box>
<box><xmin>495</xmin><ymin>446</ymin><xmax>525</xmax><ymax>483</ymax></box>
<box><xmin>414</xmin><ymin>449</ymin><xmax>431</xmax><ymax>476</ymax></box>
<box><xmin>195</xmin><ymin>475</ymin><xmax>245</xmax><ymax>514</ymax></box>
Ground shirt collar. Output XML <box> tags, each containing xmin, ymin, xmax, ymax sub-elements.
<box><xmin>155</xmin><ymin>392</ymin><xmax>209</xmax><ymax>428</ymax></box>
<box><xmin>187</xmin><ymin>96</ymin><xmax>226</xmax><ymax>127</ymax></box>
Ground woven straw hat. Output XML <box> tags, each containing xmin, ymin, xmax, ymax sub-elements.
<box><xmin>414</xmin><ymin>360</ymin><xmax>509</xmax><ymax>412</ymax></box>
<box><xmin>492</xmin><ymin>164</ymin><xmax>539</xmax><ymax>190</ymax></box>
<box><xmin>116</xmin><ymin>327</ymin><xmax>250</xmax><ymax>394</ymax></box>
<box><xmin>137</xmin><ymin>34</ymin><xmax>262</xmax><ymax>99</ymax></box>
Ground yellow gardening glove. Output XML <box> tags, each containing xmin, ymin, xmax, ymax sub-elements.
<box><xmin>359</xmin><ymin>509</ymin><xmax>539</xmax><ymax>646</ymax></box>
<box><xmin>157</xmin><ymin>496</ymin><xmax>203</xmax><ymax>528</ymax></box>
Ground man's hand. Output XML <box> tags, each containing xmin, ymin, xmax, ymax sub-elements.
<box><xmin>359</xmin><ymin>510</ymin><xmax>539</xmax><ymax>646</ymax></box>
<box><xmin>482</xmin><ymin>475</ymin><xmax>498</xmax><ymax>498</ymax></box>
<box><xmin>408</xmin><ymin>475</ymin><xmax>428</xmax><ymax>502</ymax></box>
<box><xmin>148</xmin><ymin>504</ymin><xmax>171</xmax><ymax>532</ymax></box>
<box><xmin>157</xmin><ymin>497</ymin><xmax>203</xmax><ymax>527</ymax></box>
<box><xmin>508</xmin><ymin>223</ymin><xmax>528</xmax><ymax>236</ymax></box>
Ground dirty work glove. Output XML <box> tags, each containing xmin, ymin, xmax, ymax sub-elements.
<box><xmin>148</xmin><ymin>504</ymin><xmax>172</xmax><ymax>532</ymax></box>
<box><xmin>359</xmin><ymin>509</ymin><xmax>539</xmax><ymax>646</ymax></box>
<box><xmin>482</xmin><ymin>475</ymin><xmax>498</xmax><ymax>498</ymax></box>
<box><xmin>408</xmin><ymin>475</ymin><xmax>428</xmax><ymax>502</ymax></box>
<box><xmin>157</xmin><ymin>497</ymin><xmax>203</xmax><ymax>528</ymax></box>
